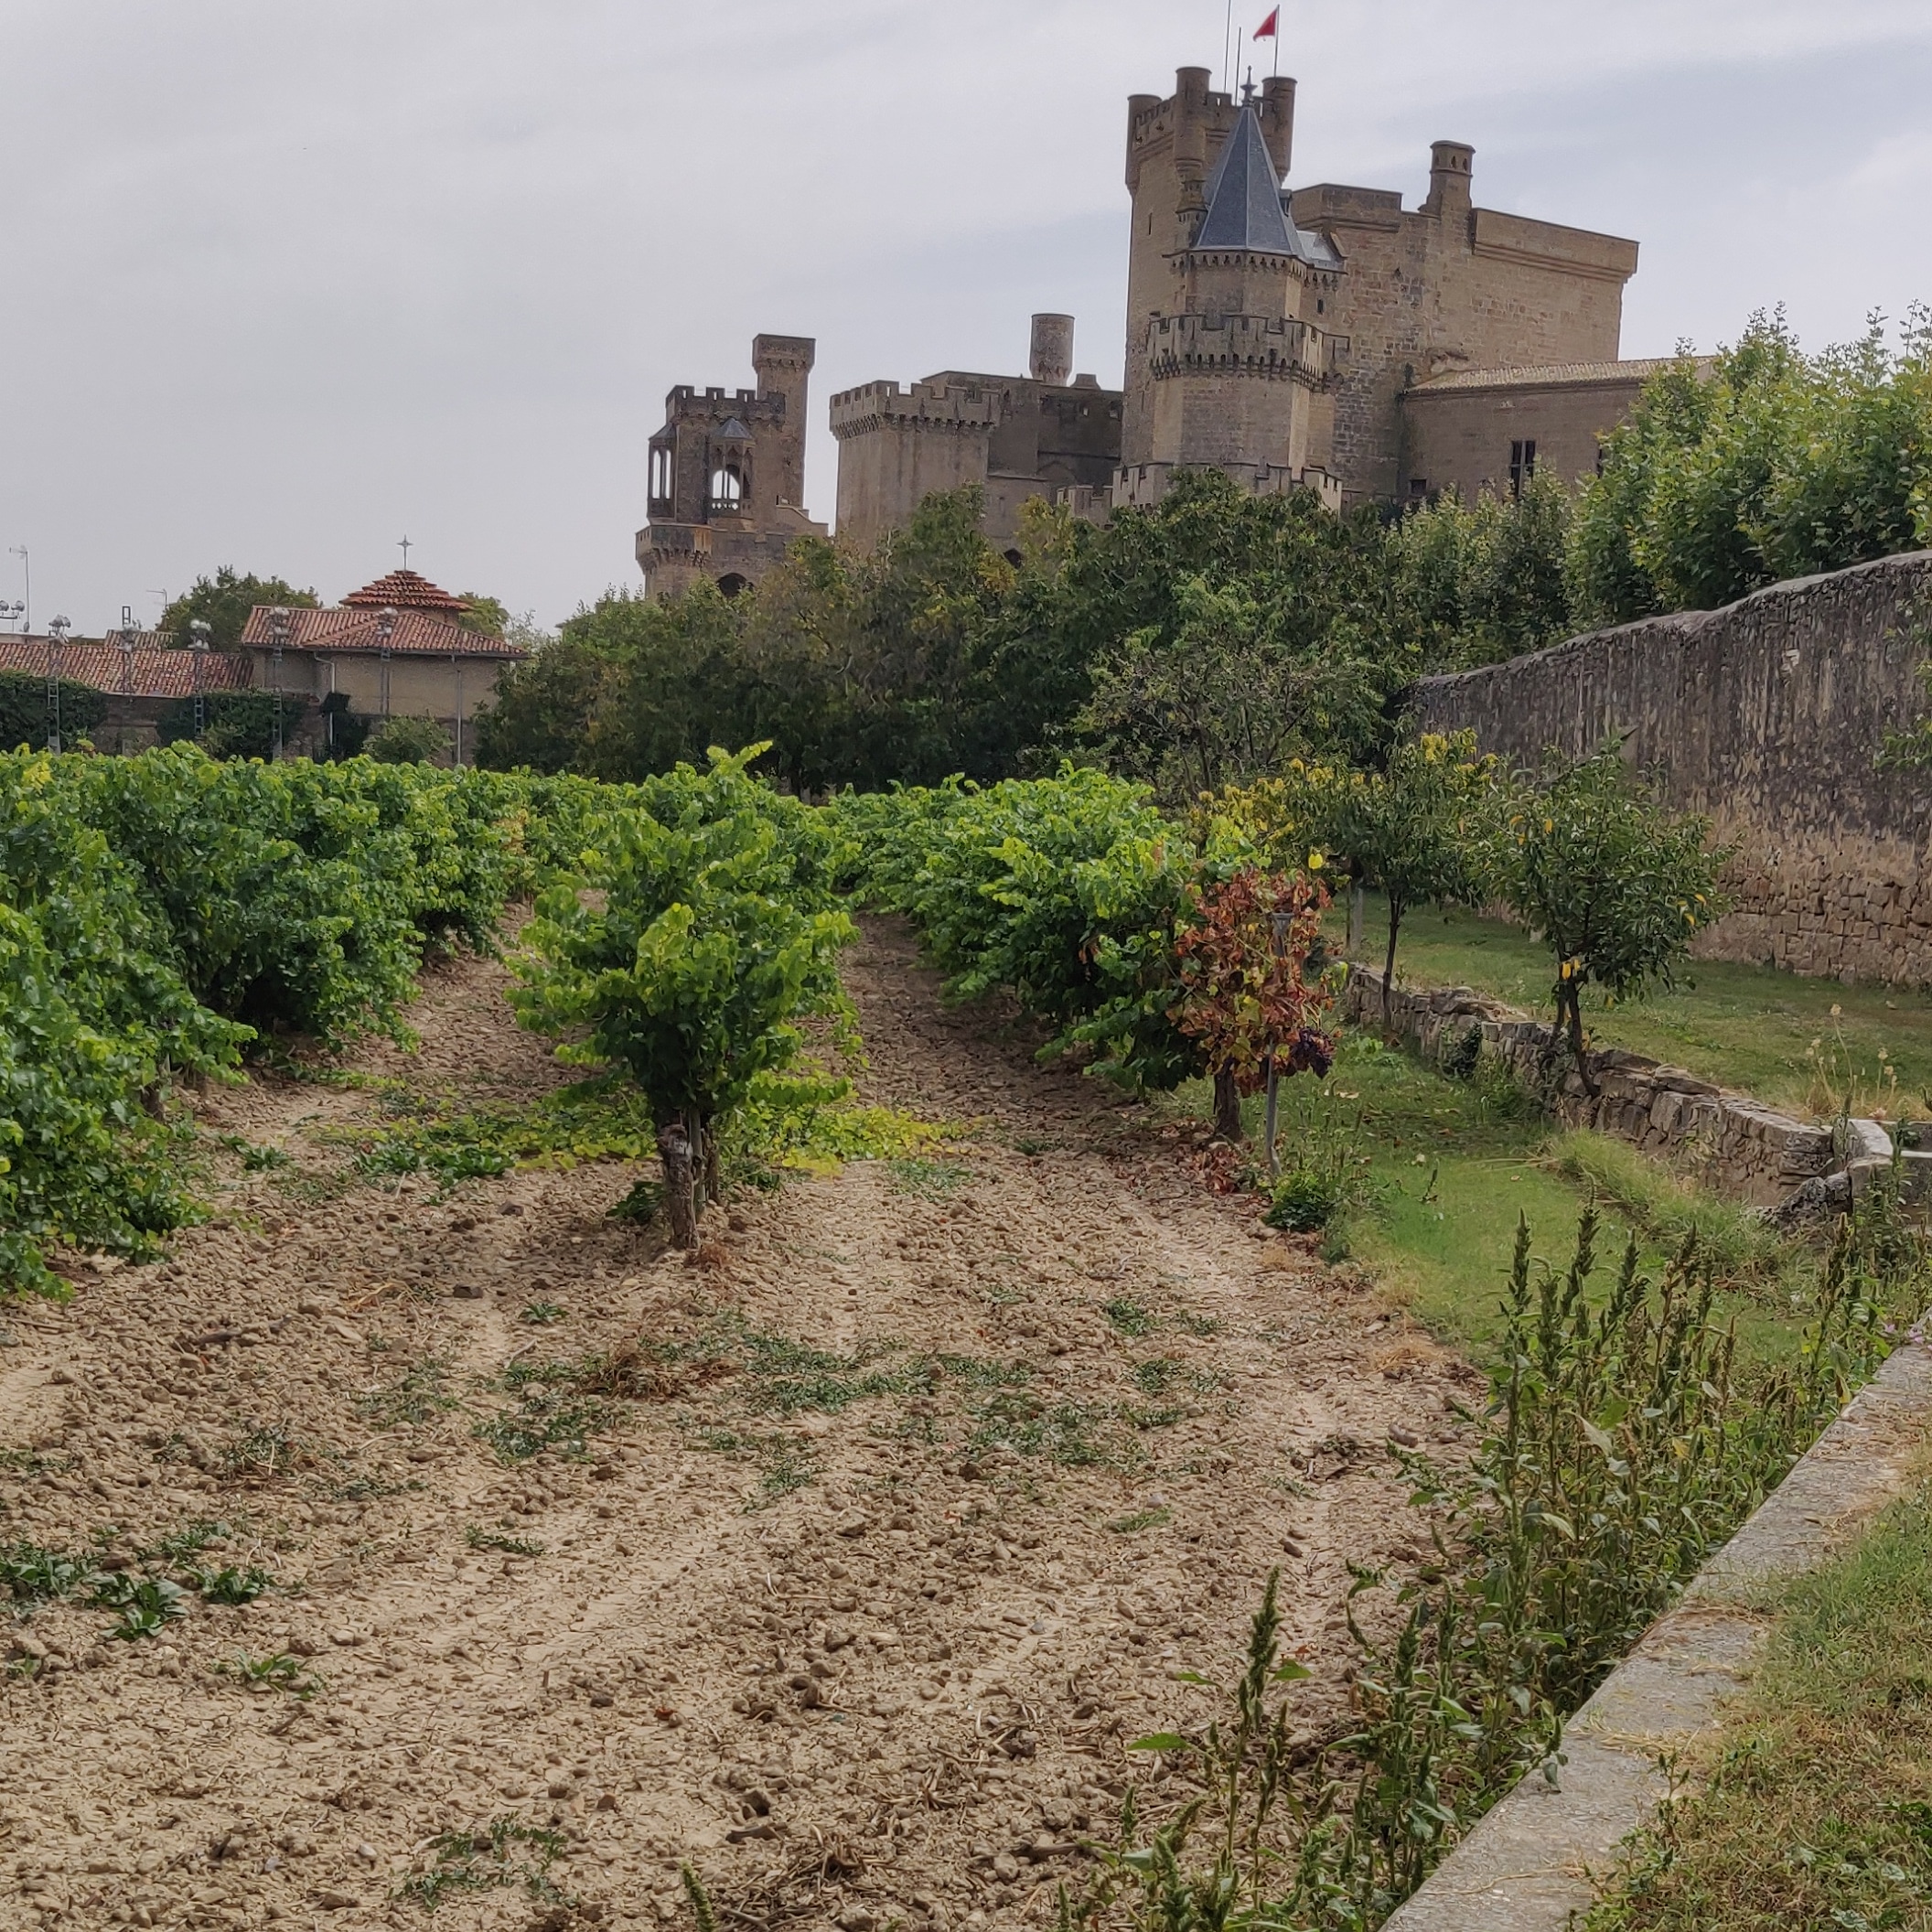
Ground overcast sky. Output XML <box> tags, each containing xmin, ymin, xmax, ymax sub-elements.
<box><xmin>4</xmin><ymin>0</ymin><xmax>1930</xmax><ymax>637</ymax></box>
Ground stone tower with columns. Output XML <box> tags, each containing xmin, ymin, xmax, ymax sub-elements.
<box><xmin>638</xmin><ymin>334</ymin><xmax>828</xmax><ymax>598</ymax></box>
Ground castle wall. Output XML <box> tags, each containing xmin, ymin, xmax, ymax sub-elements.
<box><xmin>1414</xmin><ymin>550</ymin><xmax>1932</xmax><ymax>984</ymax></box>
<box><xmin>640</xmin><ymin>337</ymin><xmax>826</xmax><ymax>597</ymax></box>
<box><xmin>1400</xmin><ymin>368</ymin><xmax>1656</xmax><ymax>501</ymax></box>
<box><xmin>832</xmin><ymin>369</ymin><xmax>1122</xmax><ymax>553</ymax></box>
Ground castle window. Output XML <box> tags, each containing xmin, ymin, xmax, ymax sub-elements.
<box><xmin>709</xmin><ymin>463</ymin><xmax>745</xmax><ymax>511</ymax></box>
<box><xmin>1408</xmin><ymin>478</ymin><xmax>1430</xmax><ymax>503</ymax></box>
<box><xmin>1508</xmin><ymin>439</ymin><xmax>1537</xmax><ymax>498</ymax></box>
<box><xmin>649</xmin><ymin>445</ymin><xmax>672</xmax><ymax>506</ymax></box>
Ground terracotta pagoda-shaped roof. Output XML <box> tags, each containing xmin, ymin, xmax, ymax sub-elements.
<box><xmin>340</xmin><ymin>568</ymin><xmax>468</xmax><ymax>613</ymax></box>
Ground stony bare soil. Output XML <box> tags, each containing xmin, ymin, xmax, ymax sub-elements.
<box><xmin>0</xmin><ymin>918</ymin><xmax>1476</xmax><ymax>1932</ymax></box>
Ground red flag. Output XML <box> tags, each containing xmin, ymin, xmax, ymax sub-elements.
<box><xmin>1254</xmin><ymin>6</ymin><xmax>1279</xmax><ymax>37</ymax></box>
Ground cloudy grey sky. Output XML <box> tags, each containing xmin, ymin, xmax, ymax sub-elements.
<box><xmin>4</xmin><ymin>0</ymin><xmax>1930</xmax><ymax>636</ymax></box>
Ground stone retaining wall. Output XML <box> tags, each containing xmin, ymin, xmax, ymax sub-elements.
<box><xmin>1343</xmin><ymin>966</ymin><xmax>1833</xmax><ymax>1204</ymax></box>
<box><xmin>1414</xmin><ymin>550</ymin><xmax>1932</xmax><ymax>984</ymax></box>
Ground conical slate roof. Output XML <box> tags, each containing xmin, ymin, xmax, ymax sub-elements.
<box><xmin>1194</xmin><ymin>102</ymin><xmax>1296</xmax><ymax>253</ymax></box>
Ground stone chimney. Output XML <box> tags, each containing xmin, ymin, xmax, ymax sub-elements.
<box><xmin>1422</xmin><ymin>140</ymin><xmax>1474</xmax><ymax>218</ymax></box>
<box><xmin>1029</xmin><ymin>314</ymin><xmax>1074</xmax><ymax>386</ymax></box>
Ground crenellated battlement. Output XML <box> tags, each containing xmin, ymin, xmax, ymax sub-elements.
<box><xmin>829</xmin><ymin>380</ymin><xmax>1003</xmax><ymax>440</ymax></box>
<box><xmin>1144</xmin><ymin>313</ymin><xmax>1347</xmax><ymax>384</ymax></box>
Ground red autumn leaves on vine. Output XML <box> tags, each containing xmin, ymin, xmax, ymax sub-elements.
<box><xmin>1170</xmin><ymin>866</ymin><xmax>1337</xmax><ymax>1116</ymax></box>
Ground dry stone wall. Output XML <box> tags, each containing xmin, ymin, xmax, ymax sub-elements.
<box><xmin>1414</xmin><ymin>551</ymin><xmax>1932</xmax><ymax>984</ymax></box>
<box><xmin>1343</xmin><ymin>967</ymin><xmax>1833</xmax><ymax>1203</ymax></box>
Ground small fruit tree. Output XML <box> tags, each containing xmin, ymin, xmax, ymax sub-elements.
<box><xmin>1303</xmin><ymin>730</ymin><xmax>1499</xmax><ymax>1026</ymax></box>
<box><xmin>1489</xmin><ymin>746</ymin><xmax>1728</xmax><ymax>1091</ymax></box>
<box><xmin>511</xmin><ymin>747</ymin><xmax>854</xmax><ymax>1246</ymax></box>
<box><xmin>1169</xmin><ymin>865</ymin><xmax>1336</xmax><ymax>1145</ymax></box>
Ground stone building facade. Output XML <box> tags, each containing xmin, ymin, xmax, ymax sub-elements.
<box><xmin>1399</xmin><ymin>357</ymin><xmax>1695</xmax><ymax>504</ymax></box>
<box><xmin>1122</xmin><ymin>67</ymin><xmax>1644</xmax><ymax>510</ymax></box>
<box><xmin>830</xmin><ymin>316</ymin><xmax>1123</xmax><ymax>555</ymax></box>
<box><xmin>638</xmin><ymin>335</ymin><xmax>828</xmax><ymax>597</ymax></box>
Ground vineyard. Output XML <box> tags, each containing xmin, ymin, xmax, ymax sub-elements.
<box><xmin>0</xmin><ymin>746</ymin><xmax>1924</xmax><ymax>1928</ymax></box>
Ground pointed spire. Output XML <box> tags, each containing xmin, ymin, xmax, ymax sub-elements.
<box><xmin>1194</xmin><ymin>101</ymin><xmax>1296</xmax><ymax>254</ymax></box>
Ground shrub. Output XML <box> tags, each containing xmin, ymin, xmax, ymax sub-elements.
<box><xmin>1487</xmin><ymin>747</ymin><xmax>1729</xmax><ymax>1090</ymax></box>
<box><xmin>0</xmin><ymin>671</ymin><xmax>107</xmax><ymax>752</ymax></box>
<box><xmin>834</xmin><ymin>767</ymin><xmax>1240</xmax><ymax>1091</ymax></box>
<box><xmin>366</xmin><ymin>714</ymin><xmax>451</xmax><ymax>765</ymax></box>
<box><xmin>1170</xmin><ymin>864</ymin><xmax>1334</xmax><ymax>1141</ymax></box>
<box><xmin>156</xmin><ymin>691</ymin><xmax>312</xmax><ymax>759</ymax></box>
<box><xmin>511</xmin><ymin>746</ymin><xmax>854</xmax><ymax>1245</ymax></box>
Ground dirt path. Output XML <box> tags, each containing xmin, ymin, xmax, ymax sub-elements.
<box><xmin>0</xmin><ymin>918</ymin><xmax>1475</xmax><ymax>1932</ymax></box>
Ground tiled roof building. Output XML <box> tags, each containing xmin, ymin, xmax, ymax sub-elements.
<box><xmin>237</xmin><ymin>568</ymin><xmax>529</xmax><ymax>762</ymax></box>
<box><xmin>0</xmin><ymin>637</ymin><xmax>253</xmax><ymax>698</ymax></box>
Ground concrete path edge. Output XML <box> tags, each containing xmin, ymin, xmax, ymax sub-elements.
<box><xmin>1380</xmin><ymin>1336</ymin><xmax>1932</xmax><ymax>1931</ymax></box>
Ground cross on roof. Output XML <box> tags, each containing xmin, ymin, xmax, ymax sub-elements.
<box><xmin>398</xmin><ymin>535</ymin><xmax>413</xmax><ymax>569</ymax></box>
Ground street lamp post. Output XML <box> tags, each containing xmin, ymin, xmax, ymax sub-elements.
<box><xmin>188</xmin><ymin>618</ymin><xmax>211</xmax><ymax>738</ymax></box>
<box><xmin>268</xmin><ymin>607</ymin><xmax>289</xmax><ymax>759</ymax></box>
<box><xmin>45</xmin><ymin>616</ymin><xmax>70</xmax><ymax>753</ymax></box>
<box><xmin>377</xmin><ymin>606</ymin><xmax>396</xmax><ymax>717</ymax></box>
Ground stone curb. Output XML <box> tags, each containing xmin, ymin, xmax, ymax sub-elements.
<box><xmin>1381</xmin><ymin>1336</ymin><xmax>1932</xmax><ymax>1931</ymax></box>
<box><xmin>1340</xmin><ymin>966</ymin><xmax>1843</xmax><ymax>1205</ymax></box>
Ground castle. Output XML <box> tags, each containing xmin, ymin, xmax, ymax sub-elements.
<box><xmin>639</xmin><ymin>67</ymin><xmax>1654</xmax><ymax>594</ymax></box>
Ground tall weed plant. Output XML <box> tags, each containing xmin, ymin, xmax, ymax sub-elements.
<box><xmin>1057</xmin><ymin>1189</ymin><xmax>1930</xmax><ymax>1931</ymax></box>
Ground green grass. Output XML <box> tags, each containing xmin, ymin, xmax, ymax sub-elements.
<box><xmin>1586</xmin><ymin>1478</ymin><xmax>1932</xmax><ymax>1931</ymax></box>
<box><xmin>1336</xmin><ymin>890</ymin><xmax>1932</xmax><ymax>1122</ymax></box>
<box><xmin>1171</xmin><ymin>1033</ymin><xmax>1811</xmax><ymax>1368</ymax></box>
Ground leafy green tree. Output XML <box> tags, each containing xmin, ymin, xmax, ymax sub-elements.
<box><xmin>1302</xmin><ymin>731</ymin><xmax>1499</xmax><ymax>1025</ymax></box>
<box><xmin>472</xmin><ymin>634</ymin><xmax>612</xmax><ymax>774</ymax></box>
<box><xmin>1755</xmin><ymin>308</ymin><xmax>1932</xmax><ymax>581</ymax></box>
<box><xmin>1064</xmin><ymin>473</ymin><xmax>1405</xmax><ymax>800</ymax></box>
<box><xmin>159</xmin><ymin>569</ymin><xmax>318</xmax><ymax>651</ymax></box>
<box><xmin>511</xmin><ymin>748</ymin><xmax>853</xmax><ymax>1245</ymax></box>
<box><xmin>1390</xmin><ymin>471</ymin><xmax>1574</xmax><ymax>670</ymax></box>
<box><xmin>1567</xmin><ymin>309</ymin><xmax>1932</xmax><ymax>626</ymax></box>
<box><xmin>456</xmin><ymin>593</ymin><xmax>510</xmax><ymax>638</ymax></box>
<box><xmin>577</xmin><ymin>585</ymin><xmax>749</xmax><ymax>782</ymax></box>
<box><xmin>1487</xmin><ymin>747</ymin><xmax>1729</xmax><ymax>1089</ymax></box>
<box><xmin>366</xmin><ymin>714</ymin><xmax>450</xmax><ymax>765</ymax></box>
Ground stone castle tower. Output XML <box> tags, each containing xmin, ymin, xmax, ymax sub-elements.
<box><xmin>1117</xmin><ymin>71</ymin><xmax>1345</xmax><ymax>510</ymax></box>
<box><xmin>637</xmin><ymin>334</ymin><xmax>828</xmax><ymax>598</ymax></box>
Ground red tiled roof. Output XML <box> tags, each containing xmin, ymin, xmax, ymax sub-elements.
<box><xmin>238</xmin><ymin>605</ymin><xmax>527</xmax><ymax>659</ymax></box>
<box><xmin>339</xmin><ymin>569</ymin><xmax>469</xmax><ymax>613</ymax></box>
<box><xmin>0</xmin><ymin>638</ymin><xmax>254</xmax><ymax>699</ymax></box>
